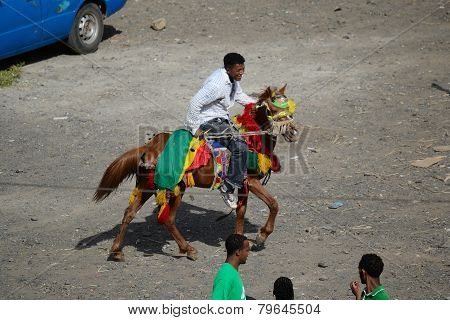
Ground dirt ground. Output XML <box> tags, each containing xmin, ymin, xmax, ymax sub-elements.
<box><xmin>0</xmin><ymin>0</ymin><xmax>449</xmax><ymax>300</ymax></box>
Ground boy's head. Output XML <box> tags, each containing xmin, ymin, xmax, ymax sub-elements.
<box><xmin>273</xmin><ymin>276</ymin><xmax>294</xmax><ymax>300</ymax></box>
<box><xmin>223</xmin><ymin>53</ymin><xmax>246</xmax><ymax>81</ymax></box>
<box><xmin>225</xmin><ymin>234</ymin><xmax>250</xmax><ymax>264</ymax></box>
<box><xmin>358</xmin><ymin>253</ymin><xmax>384</xmax><ymax>283</ymax></box>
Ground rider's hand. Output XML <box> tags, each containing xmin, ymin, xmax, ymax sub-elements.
<box><xmin>249</xmin><ymin>105</ymin><xmax>257</xmax><ymax>116</ymax></box>
<box><xmin>194</xmin><ymin>128</ymin><xmax>204</xmax><ymax>139</ymax></box>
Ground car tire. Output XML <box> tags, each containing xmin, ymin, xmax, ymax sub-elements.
<box><xmin>67</xmin><ymin>3</ymin><xmax>104</xmax><ymax>54</ymax></box>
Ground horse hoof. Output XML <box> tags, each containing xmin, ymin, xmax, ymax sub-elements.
<box><xmin>187</xmin><ymin>250</ymin><xmax>198</xmax><ymax>261</ymax></box>
<box><xmin>251</xmin><ymin>242</ymin><xmax>265</xmax><ymax>251</ymax></box>
<box><xmin>251</xmin><ymin>235</ymin><xmax>266</xmax><ymax>252</ymax></box>
<box><xmin>108</xmin><ymin>251</ymin><xmax>125</xmax><ymax>262</ymax></box>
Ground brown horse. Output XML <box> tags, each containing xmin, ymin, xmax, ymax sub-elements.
<box><xmin>94</xmin><ymin>85</ymin><xmax>300</xmax><ymax>261</ymax></box>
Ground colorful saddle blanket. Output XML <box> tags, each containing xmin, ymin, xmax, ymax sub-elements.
<box><xmin>154</xmin><ymin>129</ymin><xmax>280</xmax><ymax>192</ymax></box>
<box><xmin>144</xmin><ymin>129</ymin><xmax>280</xmax><ymax>224</ymax></box>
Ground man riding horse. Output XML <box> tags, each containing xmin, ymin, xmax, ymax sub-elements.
<box><xmin>185</xmin><ymin>52</ymin><xmax>255</xmax><ymax>209</ymax></box>
<box><xmin>93</xmin><ymin>54</ymin><xmax>300</xmax><ymax>261</ymax></box>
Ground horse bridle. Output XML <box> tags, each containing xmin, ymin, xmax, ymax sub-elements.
<box><xmin>258</xmin><ymin>93</ymin><xmax>295</xmax><ymax>135</ymax></box>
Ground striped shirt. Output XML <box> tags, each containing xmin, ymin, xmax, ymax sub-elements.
<box><xmin>184</xmin><ymin>68</ymin><xmax>256</xmax><ymax>135</ymax></box>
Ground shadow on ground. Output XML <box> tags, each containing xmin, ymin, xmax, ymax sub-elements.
<box><xmin>76</xmin><ymin>201</ymin><xmax>259</xmax><ymax>258</ymax></box>
<box><xmin>0</xmin><ymin>25</ymin><xmax>121</xmax><ymax>69</ymax></box>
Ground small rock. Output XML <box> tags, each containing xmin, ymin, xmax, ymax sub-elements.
<box><xmin>343</xmin><ymin>35</ymin><xmax>350</xmax><ymax>39</ymax></box>
<box><xmin>151</xmin><ymin>18</ymin><xmax>167</xmax><ymax>31</ymax></box>
<box><xmin>30</xmin><ymin>217</ymin><xmax>38</xmax><ymax>221</ymax></box>
<box><xmin>8</xmin><ymin>258</ymin><xmax>14</xmax><ymax>262</ymax></box>
<box><xmin>318</xmin><ymin>262</ymin><xmax>328</xmax><ymax>268</ymax></box>
<box><xmin>329</xmin><ymin>201</ymin><xmax>344</xmax><ymax>209</ymax></box>
<box><xmin>334</xmin><ymin>7</ymin><xmax>342</xmax><ymax>12</ymax></box>
<box><xmin>110</xmin><ymin>34</ymin><xmax>128</xmax><ymax>43</ymax></box>
<box><xmin>319</xmin><ymin>277</ymin><xmax>328</xmax><ymax>281</ymax></box>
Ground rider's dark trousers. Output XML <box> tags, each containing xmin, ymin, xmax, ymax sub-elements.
<box><xmin>200</xmin><ymin>117</ymin><xmax>247</xmax><ymax>189</ymax></box>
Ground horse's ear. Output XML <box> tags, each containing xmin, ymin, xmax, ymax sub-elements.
<box><xmin>278</xmin><ymin>84</ymin><xmax>287</xmax><ymax>95</ymax></box>
<box><xmin>258</xmin><ymin>86</ymin><xmax>272</xmax><ymax>103</ymax></box>
<box><xmin>264</xmin><ymin>86</ymin><xmax>273</xmax><ymax>99</ymax></box>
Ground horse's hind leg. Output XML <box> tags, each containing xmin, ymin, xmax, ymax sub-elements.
<box><xmin>109</xmin><ymin>188</ymin><xmax>153</xmax><ymax>261</ymax></box>
<box><xmin>163</xmin><ymin>187</ymin><xmax>198</xmax><ymax>261</ymax></box>
<box><xmin>248</xmin><ymin>178</ymin><xmax>279</xmax><ymax>250</ymax></box>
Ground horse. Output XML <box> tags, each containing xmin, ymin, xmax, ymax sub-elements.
<box><xmin>94</xmin><ymin>85</ymin><xmax>300</xmax><ymax>261</ymax></box>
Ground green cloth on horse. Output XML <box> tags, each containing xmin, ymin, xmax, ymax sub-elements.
<box><xmin>246</xmin><ymin>152</ymin><xmax>259</xmax><ymax>172</ymax></box>
<box><xmin>155</xmin><ymin>129</ymin><xmax>193</xmax><ymax>191</ymax></box>
<box><xmin>155</xmin><ymin>129</ymin><xmax>270</xmax><ymax>191</ymax></box>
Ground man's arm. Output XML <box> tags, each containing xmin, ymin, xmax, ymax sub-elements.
<box><xmin>234</xmin><ymin>83</ymin><xmax>256</xmax><ymax>105</ymax></box>
<box><xmin>189</xmin><ymin>82</ymin><xmax>222</xmax><ymax>113</ymax></box>
<box><xmin>187</xmin><ymin>82</ymin><xmax>222</xmax><ymax>135</ymax></box>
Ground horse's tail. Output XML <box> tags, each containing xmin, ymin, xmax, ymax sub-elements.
<box><xmin>93</xmin><ymin>146</ymin><xmax>145</xmax><ymax>202</ymax></box>
<box><xmin>93</xmin><ymin>132</ymin><xmax>170</xmax><ymax>202</ymax></box>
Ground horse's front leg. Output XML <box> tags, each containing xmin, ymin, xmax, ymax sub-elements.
<box><xmin>234</xmin><ymin>185</ymin><xmax>249</xmax><ymax>234</ymax></box>
<box><xmin>248</xmin><ymin>178</ymin><xmax>279</xmax><ymax>250</ymax></box>
<box><xmin>163</xmin><ymin>187</ymin><xmax>198</xmax><ymax>261</ymax></box>
<box><xmin>109</xmin><ymin>187</ymin><xmax>153</xmax><ymax>261</ymax></box>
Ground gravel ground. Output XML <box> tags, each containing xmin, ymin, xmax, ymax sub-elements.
<box><xmin>0</xmin><ymin>0</ymin><xmax>449</xmax><ymax>300</ymax></box>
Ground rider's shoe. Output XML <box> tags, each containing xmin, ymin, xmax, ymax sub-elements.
<box><xmin>219</xmin><ymin>184</ymin><xmax>237</xmax><ymax>209</ymax></box>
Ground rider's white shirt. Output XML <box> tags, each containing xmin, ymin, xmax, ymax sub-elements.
<box><xmin>184</xmin><ymin>68</ymin><xmax>255</xmax><ymax>135</ymax></box>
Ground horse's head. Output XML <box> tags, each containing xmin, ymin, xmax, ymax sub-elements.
<box><xmin>255</xmin><ymin>85</ymin><xmax>300</xmax><ymax>142</ymax></box>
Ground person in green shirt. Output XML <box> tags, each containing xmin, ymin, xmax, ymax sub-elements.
<box><xmin>350</xmin><ymin>253</ymin><xmax>390</xmax><ymax>300</ymax></box>
<box><xmin>211</xmin><ymin>234</ymin><xmax>250</xmax><ymax>300</ymax></box>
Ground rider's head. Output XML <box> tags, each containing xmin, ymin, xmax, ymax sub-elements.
<box><xmin>224</xmin><ymin>52</ymin><xmax>245</xmax><ymax>81</ymax></box>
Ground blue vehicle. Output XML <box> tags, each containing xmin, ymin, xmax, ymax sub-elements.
<box><xmin>0</xmin><ymin>0</ymin><xmax>127</xmax><ymax>60</ymax></box>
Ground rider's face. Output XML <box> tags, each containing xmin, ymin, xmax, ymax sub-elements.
<box><xmin>227</xmin><ymin>64</ymin><xmax>245</xmax><ymax>81</ymax></box>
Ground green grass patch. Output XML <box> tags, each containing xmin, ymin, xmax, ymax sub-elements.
<box><xmin>0</xmin><ymin>63</ymin><xmax>24</xmax><ymax>87</ymax></box>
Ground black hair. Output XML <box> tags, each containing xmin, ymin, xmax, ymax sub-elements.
<box><xmin>273</xmin><ymin>276</ymin><xmax>294</xmax><ymax>300</ymax></box>
<box><xmin>223</xmin><ymin>52</ymin><xmax>245</xmax><ymax>70</ymax></box>
<box><xmin>359</xmin><ymin>254</ymin><xmax>384</xmax><ymax>278</ymax></box>
<box><xmin>225</xmin><ymin>234</ymin><xmax>247</xmax><ymax>257</ymax></box>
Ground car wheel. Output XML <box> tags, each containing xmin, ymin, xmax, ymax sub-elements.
<box><xmin>68</xmin><ymin>3</ymin><xmax>104</xmax><ymax>54</ymax></box>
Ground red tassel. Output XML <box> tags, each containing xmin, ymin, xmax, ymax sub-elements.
<box><xmin>236</xmin><ymin>103</ymin><xmax>262</xmax><ymax>152</ymax></box>
<box><xmin>157</xmin><ymin>203</ymin><xmax>170</xmax><ymax>224</ymax></box>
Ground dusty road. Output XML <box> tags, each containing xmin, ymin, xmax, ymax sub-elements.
<box><xmin>0</xmin><ymin>0</ymin><xmax>449</xmax><ymax>299</ymax></box>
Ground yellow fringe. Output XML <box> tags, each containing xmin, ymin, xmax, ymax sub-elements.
<box><xmin>177</xmin><ymin>137</ymin><xmax>203</xmax><ymax>184</ymax></box>
<box><xmin>257</xmin><ymin>153</ymin><xmax>272</xmax><ymax>174</ymax></box>
<box><xmin>186</xmin><ymin>172</ymin><xmax>195</xmax><ymax>187</ymax></box>
<box><xmin>288</xmin><ymin>99</ymin><xmax>297</xmax><ymax>115</ymax></box>
<box><xmin>173</xmin><ymin>185</ymin><xmax>180</xmax><ymax>197</ymax></box>
<box><xmin>155</xmin><ymin>190</ymin><xmax>167</xmax><ymax>205</ymax></box>
<box><xmin>128</xmin><ymin>187</ymin><xmax>139</xmax><ymax>205</ymax></box>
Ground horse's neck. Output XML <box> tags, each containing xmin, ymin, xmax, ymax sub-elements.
<box><xmin>251</xmin><ymin>103</ymin><xmax>277</xmax><ymax>155</ymax></box>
